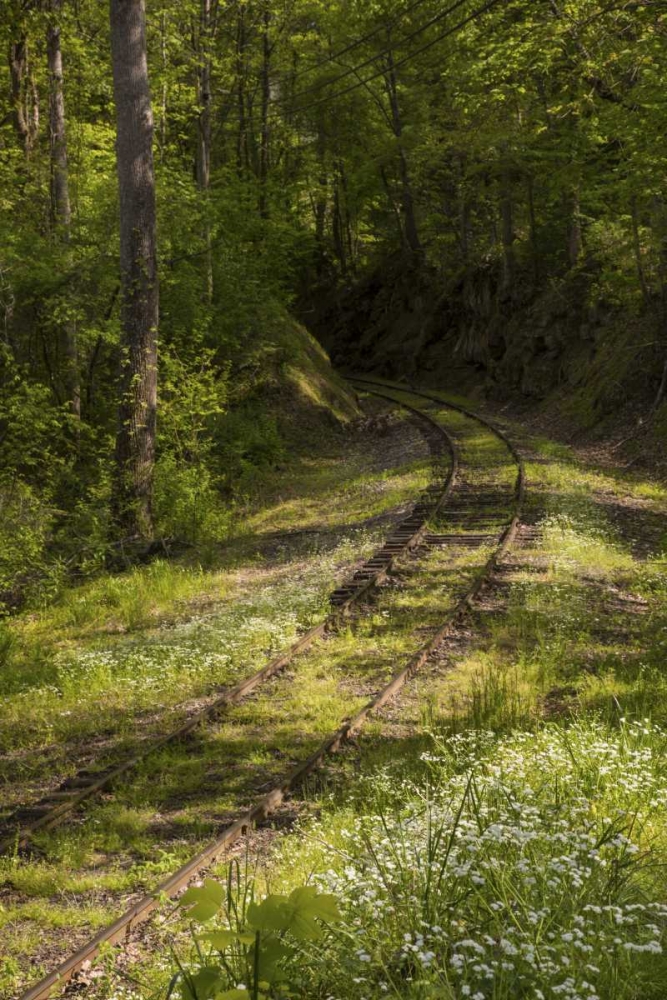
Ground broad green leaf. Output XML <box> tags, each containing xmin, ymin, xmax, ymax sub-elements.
<box><xmin>256</xmin><ymin>938</ymin><xmax>291</xmax><ymax>982</ymax></box>
<box><xmin>180</xmin><ymin>967</ymin><xmax>223</xmax><ymax>1000</ymax></box>
<box><xmin>179</xmin><ymin>880</ymin><xmax>225</xmax><ymax>922</ymax></box>
<box><xmin>248</xmin><ymin>888</ymin><xmax>341</xmax><ymax>940</ymax></box>
<box><xmin>202</xmin><ymin>929</ymin><xmax>256</xmax><ymax>950</ymax></box>
<box><xmin>247</xmin><ymin>895</ymin><xmax>291</xmax><ymax>932</ymax></box>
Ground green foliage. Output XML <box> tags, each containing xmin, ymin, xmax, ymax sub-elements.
<box><xmin>174</xmin><ymin>870</ymin><xmax>341</xmax><ymax>999</ymax></box>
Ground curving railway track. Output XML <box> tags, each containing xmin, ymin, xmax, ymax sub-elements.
<box><xmin>8</xmin><ymin>384</ymin><xmax>525</xmax><ymax>1000</ymax></box>
<box><xmin>0</xmin><ymin>395</ymin><xmax>453</xmax><ymax>859</ymax></box>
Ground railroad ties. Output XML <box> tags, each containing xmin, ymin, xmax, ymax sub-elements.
<box><xmin>329</xmin><ymin>483</ymin><xmax>448</xmax><ymax>606</ymax></box>
<box><xmin>14</xmin><ymin>383</ymin><xmax>528</xmax><ymax>1000</ymax></box>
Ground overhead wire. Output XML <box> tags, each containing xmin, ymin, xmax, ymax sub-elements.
<box><xmin>171</xmin><ymin>0</ymin><xmax>507</xmax><ymax>267</ymax></box>
<box><xmin>172</xmin><ymin>0</ymin><xmax>640</xmax><ymax>267</ymax></box>
<box><xmin>284</xmin><ymin>0</ymin><xmax>435</xmax><ymax>83</ymax></box>
<box><xmin>277</xmin><ymin>0</ymin><xmax>472</xmax><ymax>107</ymax></box>
<box><xmin>216</xmin><ymin>0</ymin><xmax>501</xmax><ymax>131</ymax></box>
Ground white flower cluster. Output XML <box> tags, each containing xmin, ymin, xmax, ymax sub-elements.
<box><xmin>312</xmin><ymin>723</ymin><xmax>667</xmax><ymax>1000</ymax></box>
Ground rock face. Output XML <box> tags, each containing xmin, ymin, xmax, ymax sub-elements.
<box><xmin>306</xmin><ymin>255</ymin><xmax>666</xmax><ymax>459</ymax></box>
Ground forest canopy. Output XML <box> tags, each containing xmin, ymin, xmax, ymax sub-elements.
<box><xmin>1</xmin><ymin>0</ymin><xmax>666</xmax><ymax>606</ymax></box>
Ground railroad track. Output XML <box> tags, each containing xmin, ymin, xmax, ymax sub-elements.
<box><xmin>0</xmin><ymin>396</ymin><xmax>453</xmax><ymax>859</ymax></box>
<box><xmin>11</xmin><ymin>385</ymin><xmax>524</xmax><ymax>1000</ymax></box>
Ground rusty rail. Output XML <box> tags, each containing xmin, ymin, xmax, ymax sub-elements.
<box><xmin>1</xmin><ymin>397</ymin><xmax>456</xmax><ymax>857</ymax></box>
<box><xmin>17</xmin><ymin>386</ymin><xmax>523</xmax><ymax>1000</ymax></box>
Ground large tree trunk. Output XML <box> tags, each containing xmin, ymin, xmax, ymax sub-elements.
<box><xmin>258</xmin><ymin>5</ymin><xmax>271</xmax><ymax>219</ymax></box>
<box><xmin>47</xmin><ymin>0</ymin><xmax>80</xmax><ymax>423</ymax></box>
<box><xmin>110</xmin><ymin>0</ymin><xmax>159</xmax><ymax>541</ymax></box>
<box><xmin>384</xmin><ymin>41</ymin><xmax>421</xmax><ymax>256</ymax></box>
<box><xmin>195</xmin><ymin>0</ymin><xmax>213</xmax><ymax>301</ymax></box>
<box><xmin>9</xmin><ymin>36</ymin><xmax>39</xmax><ymax>157</ymax></box>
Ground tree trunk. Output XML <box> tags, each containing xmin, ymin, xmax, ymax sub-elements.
<box><xmin>9</xmin><ymin>36</ymin><xmax>39</xmax><ymax>157</ymax></box>
<box><xmin>527</xmin><ymin>174</ymin><xmax>540</xmax><ymax>285</ymax></box>
<box><xmin>333</xmin><ymin>165</ymin><xmax>347</xmax><ymax>277</ymax></box>
<box><xmin>384</xmin><ymin>41</ymin><xmax>421</xmax><ymax>256</ymax></box>
<box><xmin>47</xmin><ymin>0</ymin><xmax>80</xmax><ymax>423</ymax></box>
<box><xmin>110</xmin><ymin>0</ymin><xmax>159</xmax><ymax>541</ymax></box>
<box><xmin>235</xmin><ymin>5</ymin><xmax>248</xmax><ymax>177</ymax></box>
<box><xmin>499</xmin><ymin>161</ymin><xmax>515</xmax><ymax>292</ymax></box>
<box><xmin>567</xmin><ymin>186</ymin><xmax>582</xmax><ymax>267</ymax></box>
<box><xmin>195</xmin><ymin>0</ymin><xmax>213</xmax><ymax>301</ymax></box>
<box><xmin>313</xmin><ymin>131</ymin><xmax>328</xmax><ymax>278</ymax></box>
<box><xmin>258</xmin><ymin>5</ymin><xmax>271</xmax><ymax>219</ymax></box>
<box><xmin>630</xmin><ymin>195</ymin><xmax>649</xmax><ymax>307</ymax></box>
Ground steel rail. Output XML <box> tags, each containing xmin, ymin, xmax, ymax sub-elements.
<box><xmin>1</xmin><ymin>400</ymin><xmax>456</xmax><ymax>858</ymax></box>
<box><xmin>17</xmin><ymin>388</ymin><xmax>522</xmax><ymax>1000</ymax></box>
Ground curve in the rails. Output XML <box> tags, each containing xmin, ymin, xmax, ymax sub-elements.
<box><xmin>18</xmin><ymin>390</ymin><xmax>522</xmax><ymax>1000</ymax></box>
<box><xmin>351</xmin><ymin>375</ymin><xmax>525</xmax><ymax>511</ymax></box>
<box><xmin>0</xmin><ymin>398</ymin><xmax>456</xmax><ymax>860</ymax></box>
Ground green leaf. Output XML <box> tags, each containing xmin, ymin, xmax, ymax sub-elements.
<box><xmin>256</xmin><ymin>938</ymin><xmax>291</xmax><ymax>982</ymax></box>
<box><xmin>180</xmin><ymin>967</ymin><xmax>223</xmax><ymax>1000</ymax></box>
<box><xmin>179</xmin><ymin>880</ymin><xmax>225</xmax><ymax>922</ymax></box>
<box><xmin>201</xmin><ymin>929</ymin><xmax>256</xmax><ymax>950</ymax></box>
<box><xmin>247</xmin><ymin>895</ymin><xmax>291</xmax><ymax>933</ymax></box>
<box><xmin>216</xmin><ymin>992</ymin><xmax>258</xmax><ymax>1000</ymax></box>
<box><xmin>247</xmin><ymin>887</ymin><xmax>341</xmax><ymax>941</ymax></box>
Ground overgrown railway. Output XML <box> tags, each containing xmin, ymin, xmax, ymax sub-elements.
<box><xmin>8</xmin><ymin>384</ymin><xmax>525</xmax><ymax>1000</ymax></box>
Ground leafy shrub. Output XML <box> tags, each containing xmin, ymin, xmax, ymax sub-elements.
<box><xmin>154</xmin><ymin>349</ymin><xmax>230</xmax><ymax>544</ymax></box>
<box><xmin>0</xmin><ymin>478</ymin><xmax>63</xmax><ymax>610</ymax></box>
<box><xmin>171</xmin><ymin>870</ymin><xmax>341</xmax><ymax>999</ymax></box>
<box><xmin>216</xmin><ymin>408</ymin><xmax>286</xmax><ymax>496</ymax></box>
<box><xmin>154</xmin><ymin>454</ymin><xmax>231</xmax><ymax>545</ymax></box>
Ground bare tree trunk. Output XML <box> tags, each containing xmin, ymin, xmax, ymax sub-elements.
<box><xmin>630</xmin><ymin>195</ymin><xmax>649</xmax><ymax>307</ymax></box>
<box><xmin>47</xmin><ymin>0</ymin><xmax>79</xmax><ymax>423</ymax></box>
<box><xmin>499</xmin><ymin>160</ymin><xmax>515</xmax><ymax>292</ymax></box>
<box><xmin>110</xmin><ymin>0</ymin><xmax>159</xmax><ymax>541</ymax></box>
<box><xmin>258</xmin><ymin>5</ymin><xmax>271</xmax><ymax>219</ymax></box>
<box><xmin>195</xmin><ymin>0</ymin><xmax>213</xmax><ymax>301</ymax></box>
<box><xmin>9</xmin><ymin>36</ymin><xmax>39</xmax><ymax>157</ymax></box>
<box><xmin>384</xmin><ymin>40</ymin><xmax>421</xmax><ymax>255</ymax></box>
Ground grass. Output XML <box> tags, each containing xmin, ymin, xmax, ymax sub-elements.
<box><xmin>0</xmin><ymin>400</ymin><xmax>499</xmax><ymax>997</ymax></box>
<box><xmin>112</xmin><ymin>393</ymin><xmax>667</xmax><ymax>1000</ymax></box>
<box><xmin>0</xmin><ymin>405</ymin><xmax>437</xmax><ymax>796</ymax></box>
<box><xmin>5</xmin><ymin>391</ymin><xmax>667</xmax><ymax>1000</ymax></box>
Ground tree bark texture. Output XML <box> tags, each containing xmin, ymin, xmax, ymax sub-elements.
<box><xmin>384</xmin><ymin>42</ymin><xmax>421</xmax><ymax>256</ymax></box>
<box><xmin>258</xmin><ymin>5</ymin><xmax>271</xmax><ymax>219</ymax></box>
<box><xmin>47</xmin><ymin>0</ymin><xmax>80</xmax><ymax>422</ymax></box>
<box><xmin>110</xmin><ymin>0</ymin><xmax>159</xmax><ymax>541</ymax></box>
<box><xmin>500</xmin><ymin>164</ymin><xmax>515</xmax><ymax>292</ymax></box>
<box><xmin>195</xmin><ymin>0</ymin><xmax>213</xmax><ymax>301</ymax></box>
<box><xmin>9</xmin><ymin>36</ymin><xmax>39</xmax><ymax>157</ymax></box>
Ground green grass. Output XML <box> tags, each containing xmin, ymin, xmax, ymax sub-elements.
<box><xmin>122</xmin><ymin>401</ymin><xmax>667</xmax><ymax>1000</ymax></box>
<box><xmin>0</xmin><ymin>403</ymin><xmax>499</xmax><ymax>997</ymax></box>
<box><xmin>0</xmin><ymin>406</ymin><xmax>437</xmax><ymax>788</ymax></box>
<box><xmin>5</xmin><ymin>394</ymin><xmax>667</xmax><ymax>1000</ymax></box>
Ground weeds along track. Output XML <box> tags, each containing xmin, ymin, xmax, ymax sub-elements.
<box><xmin>0</xmin><ymin>400</ymin><xmax>453</xmax><ymax>862</ymax></box>
<box><xmin>10</xmin><ymin>389</ymin><xmax>524</xmax><ymax>1000</ymax></box>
